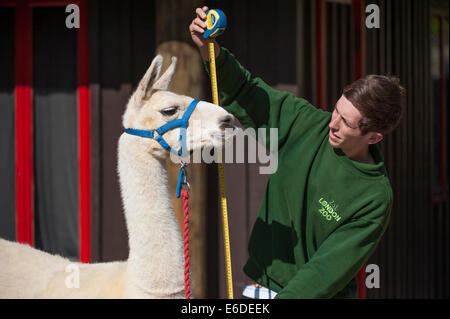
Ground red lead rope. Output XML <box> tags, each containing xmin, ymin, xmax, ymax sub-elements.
<box><xmin>181</xmin><ymin>189</ymin><xmax>191</xmax><ymax>299</ymax></box>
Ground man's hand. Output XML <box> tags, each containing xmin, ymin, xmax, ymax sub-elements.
<box><xmin>189</xmin><ymin>6</ymin><xmax>221</xmax><ymax>61</ymax></box>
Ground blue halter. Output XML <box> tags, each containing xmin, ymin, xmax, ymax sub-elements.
<box><xmin>124</xmin><ymin>99</ymin><xmax>200</xmax><ymax>198</ymax></box>
<box><xmin>125</xmin><ymin>99</ymin><xmax>199</xmax><ymax>157</ymax></box>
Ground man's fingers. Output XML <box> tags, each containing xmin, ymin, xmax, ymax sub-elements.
<box><xmin>194</xmin><ymin>17</ymin><xmax>207</xmax><ymax>28</ymax></box>
<box><xmin>196</xmin><ymin>7</ymin><xmax>207</xmax><ymax>19</ymax></box>
<box><xmin>190</xmin><ymin>23</ymin><xmax>204</xmax><ymax>34</ymax></box>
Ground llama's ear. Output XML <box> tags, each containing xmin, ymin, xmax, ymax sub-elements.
<box><xmin>152</xmin><ymin>57</ymin><xmax>177</xmax><ymax>91</ymax></box>
<box><xmin>133</xmin><ymin>55</ymin><xmax>163</xmax><ymax>105</ymax></box>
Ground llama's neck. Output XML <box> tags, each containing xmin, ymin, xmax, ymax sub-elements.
<box><xmin>118</xmin><ymin>134</ymin><xmax>184</xmax><ymax>297</ymax></box>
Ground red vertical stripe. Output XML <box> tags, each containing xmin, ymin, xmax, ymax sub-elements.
<box><xmin>15</xmin><ymin>0</ymin><xmax>34</xmax><ymax>246</ymax></box>
<box><xmin>13</xmin><ymin>0</ymin><xmax>91</xmax><ymax>262</ymax></box>
<box><xmin>77</xmin><ymin>0</ymin><xmax>91</xmax><ymax>263</ymax></box>
<box><xmin>356</xmin><ymin>265</ymin><xmax>367</xmax><ymax>299</ymax></box>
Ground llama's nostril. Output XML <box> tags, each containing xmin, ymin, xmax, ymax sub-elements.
<box><xmin>219</xmin><ymin>115</ymin><xmax>235</xmax><ymax>130</ymax></box>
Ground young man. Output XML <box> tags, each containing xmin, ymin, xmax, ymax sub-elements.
<box><xmin>190</xmin><ymin>7</ymin><xmax>405</xmax><ymax>298</ymax></box>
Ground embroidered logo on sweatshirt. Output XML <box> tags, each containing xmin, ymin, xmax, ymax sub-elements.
<box><xmin>318</xmin><ymin>198</ymin><xmax>342</xmax><ymax>222</ymax></box>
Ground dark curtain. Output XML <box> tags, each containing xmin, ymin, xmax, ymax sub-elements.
<box><xmin>365</xmin><ymin>0</ymin><xmax>448</xmax><ymax>298</ymax></box>
<box><xmin>209</xmin><ymin>0</ymin><xmax>297</xmax><ymax>87</ymax></box>
<box><xmin>89</xmin><ymin>0</ymin><xmax>158</xmax><ymax>262</ymax></box>
<box><xmin>326</xmin><ymin>2</ymin><xmax>354</xmax><ymax>110</ymax></box>
<box><xmin>0</xmin><ymin>7</ymin><xmax>16</xmax><ymax>241</ymax></box>
<box><xmin>33</xmin><ymin>7</ymin><xmax>79</xmax><ymax>259</ymax></box>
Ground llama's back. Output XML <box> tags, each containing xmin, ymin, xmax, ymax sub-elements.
<box><xmin>41</xmin><ymin>261</ymin><xmax>128</xmax><ymax>298</ymax></box>
<box><xmin>0</xmin><ymin>238</ymin><xmax>128</xmax><ymax>298</ymax></box>
<box><xmin>0</xmin><ymin>238</ymin><xmax>70</xmax><ymax>298</ymax></box>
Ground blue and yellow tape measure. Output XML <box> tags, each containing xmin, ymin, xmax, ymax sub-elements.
<box><xmin>203</xmin><ymin>8</ymin><xmax>233</xmax><ymax>299</ymax></box>
<box><xmin>203</xmin><ymin>9</ymin><xmax>227</xmax><ymax>39</ymax></box>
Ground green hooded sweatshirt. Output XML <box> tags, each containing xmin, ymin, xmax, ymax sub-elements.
<box><xmin>204</xmin><ymin>47</ymin><xmax>392</xmax><ymax>299</ymax></box>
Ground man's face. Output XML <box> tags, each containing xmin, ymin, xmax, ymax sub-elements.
<box><xmin>328</xmin><ymin>95</ymin><xmax>377</xmax><ymax>152</ymax></box>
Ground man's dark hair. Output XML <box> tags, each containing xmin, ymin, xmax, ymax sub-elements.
<box><xmin>343</xmin><ymin>74</ymin><xmax>406</xmax><ymax>135</ymax></box>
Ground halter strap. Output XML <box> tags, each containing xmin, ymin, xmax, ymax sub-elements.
<box><xmin>124</xmin><ymin>99</ymin><xmax>200</xmax><ymax>157</ymax></box>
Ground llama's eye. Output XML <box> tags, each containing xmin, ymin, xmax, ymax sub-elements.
<box><xmin>160</xmin><ymin>107</ymin><xmax>178</xmax><ymax>117</ymax></box>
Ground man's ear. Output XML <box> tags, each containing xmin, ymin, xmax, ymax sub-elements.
<box><xmin>368</xmin><ymin>132</ymin><xmax>383</xmax><ymax>145</ymax></box>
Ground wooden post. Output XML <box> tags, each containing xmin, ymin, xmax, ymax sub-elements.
<box><xmin>155</xmin><ymin>0</ymin><xmax>208</xmax><ymax>299</ymax></box>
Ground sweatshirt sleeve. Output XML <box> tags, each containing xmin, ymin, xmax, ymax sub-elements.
<box><xmin>203</xmin><ymin>47</ymin><xmax>314</xmax><ymax>151</ymax></box>
<box><xmin>274</xmin><ymin>210</ymin><xmax>390</xmax><ymax>299</ymax></box>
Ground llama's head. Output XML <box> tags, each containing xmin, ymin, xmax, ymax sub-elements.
<box><xmin>123</xmin><ymin>55</ymin><xmax>235</xmax><ymax>159</ymax></box>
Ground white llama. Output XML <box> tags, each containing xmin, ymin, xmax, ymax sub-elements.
<box><xmin>0</xmin><ymin>55</ymin><xmax>235</xmax><ymax>298</ymax></box>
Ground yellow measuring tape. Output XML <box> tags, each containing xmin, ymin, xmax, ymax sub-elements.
<box><xmin>208</xmin><ymin>39</ymin><xmax>234</xmax><ymax>299</ymax></box>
